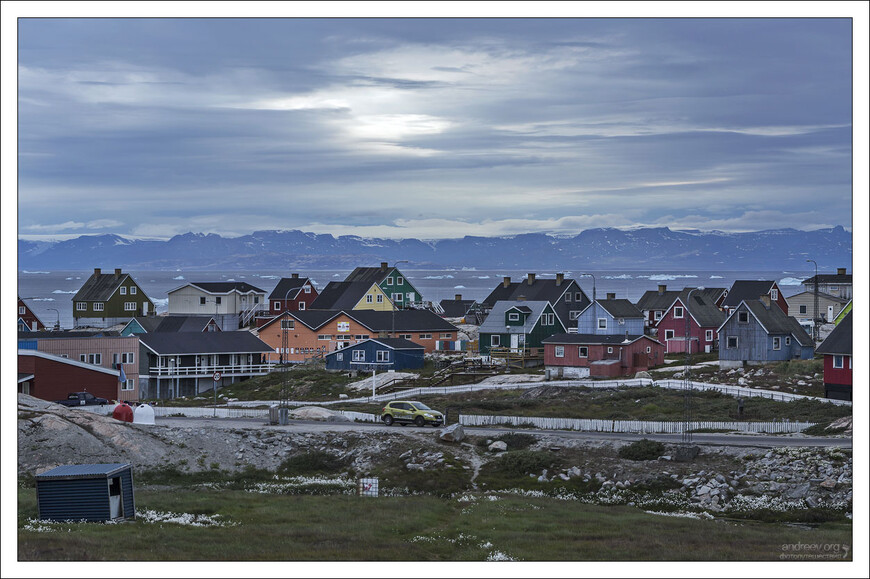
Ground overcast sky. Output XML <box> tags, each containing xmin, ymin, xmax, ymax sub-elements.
<box><xmin>14</xmin><ymin>16</ymin><xmax>856</xmax><ymax>240</ymax></box>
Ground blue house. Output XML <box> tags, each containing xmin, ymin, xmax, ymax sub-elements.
<box><xmin>717</xmin><ymin>297</ymin><xmax>814</xmax><ymax>369</ymax></box>
<box><xmin>36</xmin><ymin>463</ymin><xmax>136</xmax><ymax>522</ymax></box>
<box><xmin>575</xmin><ymin>296</ymin><xmax>645</xmax><ymax>336</ymax></box>
<box><xmin>325</xmin><ymin>338</ymin><xmax>424</xmax><ymax>371</ymax></box>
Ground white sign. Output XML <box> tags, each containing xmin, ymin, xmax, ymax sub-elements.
<box><xmin>213</xmin><ymin>372</ymin><xmax>222</xmax><ymax>381</ymax></box>
<box><xmin>358</xmin><ymin>477</ymin><xmax>379</xmax><ymax>497</ymax></box>
<box><xmin>337</xmin><ymin>322</ymin><xmax>350</xmax><ymax>332</ymax></box>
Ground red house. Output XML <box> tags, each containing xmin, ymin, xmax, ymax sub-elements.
<box><xmin>816</xmin><ymin>312</ymin><xmax>852</xmax><ymax>401</ymax></box>
<box><xmin>18</xmin><ymin>349</ymin><xmax>121</xmax><ymax>402</ymax></box>
<box><xmin>655</xmin><ymin>289</ymin><xmax>726</xmax><ymax>354</ymax></box>
<box><xmin>258</xmin><ymin>274</ymin><xmax>319</xmax><ymax>327</ymax></box>
<box><xmin>18</xmin><ymin>297</ymin><xmax>47</xmax><ymax>332</ymax></box>
<box><xmin>541</xmin><ymin>333</ymin><xmax>665</xmax><ymax>378</ymax></box>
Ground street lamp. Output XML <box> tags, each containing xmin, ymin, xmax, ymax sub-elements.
<box><xmin>391</xmin><ymin>260</ymin><xmax>409</xmax><ymax>338</ymax></box>
<box><xmin>47</xmin><ymin>308</ymin><xmax>60</xmax><ymax>331</ymax></box>
<box><xmin>682</xmin><ymin>286</ymin><xmax>704</xmax><ymax>445</ymax></box>
<box><xmin>806</xmin><ymin>259</ymin><xmax>819</xmax><ymax>341</ymax></box>
<box><xmin>577</xmin><ymin>272</ymin><xmax>596</xmax><ymax>303</ymax></box>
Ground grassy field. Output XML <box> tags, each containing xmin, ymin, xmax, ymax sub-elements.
<box><xmin>17</xmin><ymin>486</ymin><xmax>853</xmax><ymax>561</ymax></box>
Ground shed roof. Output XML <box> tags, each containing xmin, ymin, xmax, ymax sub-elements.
<box><xmin>329</xmin><ymin>337</ymin><xmax>424</xmax><ymax>355</ymax></box>
<box><xmin>139</xmin><ymin>331</ymin><xmax>273</xmax><ymax>355</ymax></box>
<box><xmin>721</xmin><ymin>281</ymin><xmax>775</xmax><ymax>309</ymax></box>
<box><xmin>597</xmin><ymin>299</ymin><xmax>644</xmax><ymax>319</ymax></box>
<box><xmin>636</xmin><ymin>288</ymin><xmax>682</xmax><ymax>312</ymax></box>
<box><xmin>37</xmin><ymin>463</ymin><xmax>131</xmax><ymax>480</ymax></box>
<box><xmin>816</xmin><ymin>312</ymin><xmax>852</xmax><ymax>355</ymax></box>
<box><xmin>72</xmin><ymin>271</ymin><xmax>138</xmax><ymax>302</ymax></box>
<box><xmin>186</xmin><ymin>282</ymin><xmax>265</xmax><ymax>294</ymax></box>
<box><xmin>438</xmin><ymin>299</ymin><xmax>477</xmax><ymax>318</ymax></box>
<box><xmin>268</xmin><ymin>277</ymin><xmax>313</xmax><ymax>300</ymax></box>
<box><xmin>542</xmin><ymin>333</ymin><xmax>659</xmax><ymax>345</ymax></box>
<box><xmin>346</xmin><ymin>309</ymin><xmax>459</xmax><ymax>332</ymax></box>
<box><xmin>674</xmin><ymin>290</ymin><xmax>726</xmax><ymax>328</ymax></box>
<box><xmin>309</xmin><ymin>281</ymin><xmax>376</xmax><ymax>310</ymax></box>
<box><xmin>802</xmin><ymin>272</ymin><xmax>852</xmax><ymax>285</ymax></box>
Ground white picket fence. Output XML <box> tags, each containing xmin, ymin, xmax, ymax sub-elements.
<box><xmin>458</xmin><ymin>414</ymin><xmax>816</xmax><ymax>434</ymax></box>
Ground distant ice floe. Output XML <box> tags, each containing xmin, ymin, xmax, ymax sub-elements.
<box><xmin>52</xmin><ymin>290</ymin><xmax>77</xmax><ymax>294</ymax></box>
<box><xmin>173</xmin><ymin>275</ymin><xmax>185</xmax><ymax>280</ymax></box>
<box><xmin>709</xmin><ymin>275</ymin><xmax>723</xmax><ymax>279</ymax></box>
<box><xmin>65</xmin><ymin>277</ymin><xmax>74</xmax><ymax>280</ymax></box>
<box><xmin>476</xmin><ymin>275</ymin><xmax>491</xmax><ymax>279</ymax></box>
<box><xmin>454</xmin><ymin>285</ymin><xmax>466</xmax><ymax>289</ymax></box>
<box><xmin>151</xmin><ymin>298</ymin><xmax>169</xmax><ymax>307</ymax></box>
<box><xmin>257</xmin><ymin>275</ymin><xmax>280</xmax><ymax>280</ymax></box>
<box><xmin>638</xmin><ymin>274</ymin><xmax>699</xmax><ymax>281</ymax></box>
<box><xmin>227</xmin><ymin>278</ymin><xmax>236</xmax><ymax>282</ymax></box>
<box><xmin>33</xmin><ymin>298</ymin><xmax>55</xmax><ymax>301</ymax></box>
<box><xmin>603</xmin><ymin>274</ymin><xmax>632</xmax><ymax>280</ymax></box>
<box><xmin>333</xmin><ymin>273</ymin><xmax>341</xmax><ymax>277</ymax></box>
<box><xmin>21</xmin><ymin>270</ymin><xmax>50</xmax><ymax>274</ymax></box>
<box><xmin>779</xmin><ymin>277</ymin><xmax>804</xmax><ymax>286</ymax></box>
<box><xmin>424</xmin><ymin>275</ymin><xmax>454</xmax><ymax>279</ymax></box>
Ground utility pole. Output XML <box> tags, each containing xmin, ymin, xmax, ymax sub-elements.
<box><xmin>806</xmin><ymin>259</ymin><xmax>819</xmax><ymax>341</ymax></box>
<box><xmin>682</xmin><ymin>287</ymin><xmax>704</xmax><ymax>445</ymax></box>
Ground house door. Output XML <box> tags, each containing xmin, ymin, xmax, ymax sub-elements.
<box><xmin>827</xmin><ymin>305</ymin><xmax>834</xmax><ymax>322</ymax></box>
<box><xmin>108</xmin><ymin>477</ymin><xmax>122</xmax><ymax>519</ymax></box>
<box><xmin>510</xmin><ymin>334</ymin><xmax>524</xmax><ymax>352</ymax></box>
<box><xmin>142</xmin><ymin>302</ymin><xmax>149</xmax><ymax>316</ymax></box>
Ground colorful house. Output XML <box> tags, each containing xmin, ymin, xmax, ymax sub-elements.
<box><xmin>478</xmin><ymin>301</ymin><xmax>566</xmax><ymax>356</ymax></box>
<box><xmin>344</xmin><ymin>262</ymin><xmax>424</xmax><ymax>309</ymax></box>
<box><xmin>482</xmin><ymin>273</ymin><xmax>590</xmax><ymax>326</ymax></box>
<box><xmin>717</xmin><ymin>297</ymin><xmax>814</xmax><ymax>369</ymax></box>
<box><xmin>18</xmin><ymin>296</ymin><xmax>46</xmax><ymax>332</ymax></box>
<box><xmin>542</xmin><ymin>333</ymin><xmax>665</xmax><ymax>378</ymax></box>
<box><xmin>265</xmin><ymin>274</ymin><xmax>318</xmax><ymax>315</ymax></box>
<box><xmin>72</xmin><ymin>268</ymin><xmax>155</xmax><ymax>328</ymax></box>
<box><xmin>802</xmin><ymin>267</ymin><xmax>852</xmax><ymax>300</ymax></box>
<box><xmin>575</xmin><ymin>295</ymin><xmax>645</xmax><ymax>336</ymax></box>
<box><xmin>785</xmin><ymin>291</ymin><xmax>850</xmax><ymax>323</ymax></box>
<box><xmin>18</xmin><ymin>349</ymin><xmax>120</xmax><ymax>403</ymax></box>
<box><xmin>655</xmin><ymin>289</ymin><xmax>726</xmax><ymax>354</ymax></box>
<box><xmin>325</xmin><ymin>338</ymin><xmax>425</xmax><ymax>372</ymax></box>
<box><xmin>816</xmin><ymin>312</ymin><xmax>852</xmax><ymax>401</ymax></box>
<box><xmin>635</xmin><ymin>285</ymin><xmax>682</xmax><ymax>331</ymax></box>
<box><xmin>309</xmin><ymin>281</ymin><xmax>394</xmax><ymax>311</ymax></box>
<box><xmin>167</xmin><ymin>282</ymin><xmax>267</xmax><ymax>330</ymax></box>
<box><xmin>721</xmin><ymin>280</ymin><xmax>787</xmax><ymax>316</ymax></box>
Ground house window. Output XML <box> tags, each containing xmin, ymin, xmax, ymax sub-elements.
<box><xmin>318</xmin><ymin>335</ymin><xmax>332</xmax><ymax>340</ymax></box>
<box><xmin>799</xmin><ymin>305</ymin><xmax>807</xmax><ymax>314</ymax></box>
<box><xmin>664</xmin><ymin>330</ymin><xmax>675</xmax><ymax>340</ymax></box>
<box><xmin>130</xmin><ymin>286</ymin><xmax>137</xmax><ymax>295</ymax></box>
<box><xmin>491</xmin><ymin>335</ymin><xmax>501</xmax><ymax>347</ymax></box>
<box><xmin>298</xmin><ymin>302</ymin><xmax>306</xmax><ymax>310</ymax></box>
<box><xmin>76</xmin><ymin>302</ymin><xmax>87</xmax><ymax>311</ymax></box>
<box><xmin>115</xmin><ymin>352</ymin><xmax>135</xmax><ymax>364</ymax></box>
<box><xmin>366</xmin><ymin>294</ymin><xmax>373</xmax><ymax>303</ymax></box>
<box><xmin>122</xmin><ymin>379</ymin><xmax>135</xmax><ymax>391</ymax></box>
<box><xmin>772</xmin><ymin>337</ymin><xmax>781</xmax><ymax>350</ymax></box>
<box><xmin>392</xmin><ymin>293</ymin><xmax>403</xmax><ymax>303</ymax></box>
<box><xmin>386</xmin><ymin>277</ymin><xmax>394</xmax><ymax>286</ymax></box>
<box><xmin>352</xmin><ymin>350</ymin><xmax>365</xmax><ymax>362</ymax></box>
<box><xmin>578</xmin><ymin>346</ymin><xmax>588</xmax><ymax>358</ymax></box>
<box><xmin>355</xmin><ymin>335</ymin><xmax>369</xmax><ymax>340</ymax></box>
<box><xmin>726</xmin><ymin>336</ymin><xmax>738</xmax><ymax>349</ymax></box>
<box><xmin>281</xmin><ymin>320</ymin><xmax>294</xmax><ymax>330</ymax></box>
<box><xmin>833</xmin><ymin>355</ymin><xmax>843</xmax><ymax>369</ymax></box>
<box><xmin>654</xmin><ymin>311</ymin><xmax>663</xmax><ymax>320</ymax></box>
<box><xmin>94</xmin><ymin>302</ymin><xmax>105</xmax><ymax>312</ymax></box>
<box><xmin>646</xmin><ymin>346</ymin><xmax>651</xmax><ymax>353</ymax></box>
<box><xmin>771</xmin><ymin>289</ymin><xmax>778</xmax><ymax>301</ymax></box>
<box><xmin>124</xmin><ymin>302</ymin><xmax>136</xmax><ymax>311</ymax></box>
<box><xmin>398</xmin><ymin>334</ymin><xmax>413</xmax><ymax>340</ymax></box>
<box><xmin>785</xmin><ymin>337</ymin><xmax>791</xmax><ymax>345</ymax></box>
<box><xmin>397</xmin><ymin>277</ymin><xmax>404</xmax><ymax>285</ymax></box>
<box><xmin>376</xmin><ymin>295</ymin><xmax>384</xmax><ymax>303</ymax></box>
<box><xmin>254</xmin><ymin>297</ymin><xmax>259</xmax><ymax>304</ymax></box>
<box><xmin>705</xmin><ymin>330</ymin><xmax>713</xmax><ymax>341</ymax></box>
<box><xmin>598</xmin><ymin>318</ymin><xmax>607</xmax><ymax>330</ymax></box>
<box><xmin>607</xmin><ymin>347</ymin><xmax>613</xmax><ymax>354</ymax></box>
<box><xmin>377</xmin><ymin>350</ymin><xmax>390</xmax><ymax>362</ymax></box>
<box><xmin>304</xmin><ymin>285</ymin><xmax>311</xmax><ymax>293</ymax></box>
<box><xmin>215</xmin><ymin>297</ymin><xmax>222</xmax><ymax>305</ymax></box>
<box><xmin>569</xmin><ymin>311</ymin><xmax>580</xmax><ymax>320</ymax></box>
<box><xmin>274</xmin><ymin>302</ymin><xmax>281</xmax><ymax>310</ymax></box>
<box><xmin>674</xmin><ymin>307</ymin><xmax>684</xmax><ymax>319</ymax></box>
<box><xmin>617</xmin><ymin>318</ymin><xmax>625</xmax><ymax>325</ymax></box>
<box><xmin>555</xmin><ymin>346</ymin><xmax>565</xmax><ymax>358</ymax></box>
<box><xmin>508</xmin><ymin>312</ymin><xmax>520</xmax><ymax>322</ymax></box>
<box><xmin>565</xmin><ymin>293</ymin><xmax>572</xmax><ymax>302</ymax></box>
<box><xmin>440</xmin><ymin>333</ymin><xmax>452</xmax><ymax>339</ymax></box>
<box><xmin>120</xmin><ymin>286</ymin><xmax>127</xmax><ymax>295</ymax></box>
<box><xmin>419</xmin><ymin>334</ymin><xmax>432</xmax><ymax>339</ymax></box>
<box><xmin>200</xmin><ymin>297</ymin><xmax>207</xmax><ymax>305</ymax></box>
<box><xmin>19</xmin><ymin>306</ymin><xmax>26</xmax><ymax>315</ymax></box>
<box><xmin>738</xmin><ymin>311</ymin><xmax>749</xmax><ymax>323</ymax></box>
<box><xmin>543</xmin><ymin>314</ymin><xmax>555</xmax><ymax>326</ymax></box>
<box><xmin>830</xmin><ymin>285</ymin><xmax>839</xmax><ymax>292</ymax></box>
<box><xmin>80</xmin><ymin>354</ymin><xmax>86</xmax><ymax>362</ymax></box>
<box><xmin>89</xmin><ymin>353</ymin><xmax>102</xmax><ymax>365</ymax></box>
<box><xmin>575</xmin><ymin>293</ymin><xmax>583</xmax><ymax>301</ymax></box>
<box><xmin>336</xmin><ymin>352</ymin><xmax>343</xmax><ymax>361</ymax></box>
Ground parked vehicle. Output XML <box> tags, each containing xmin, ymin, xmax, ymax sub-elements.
<box><xmin>54</xmin><ymin>392</ymin><xmax>109</xmax><ymax>407</ymax></box>
<box><xmin>381</xmin><ymin>400</ymin><xmax>443</xmax><ymax>427</ymax></box>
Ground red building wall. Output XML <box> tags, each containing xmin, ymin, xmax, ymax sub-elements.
<box><xmin>544</xmin><ymin>339</ymin><xmax>664</xmax><ymax>376</ymax></box>
<box><xmin>655</xmin><ymin>300</ymin><xmax>717</xmax><ymax>354</ymax></box>
<box><xmin>823</xmin><ymin>354</ymin><xmax>852</xmax><ymax>386</ymax></box>
<box><xmin>19</xmin><ymin>353</ymin><xmax>120</xmax><ymax>402</ymax></box>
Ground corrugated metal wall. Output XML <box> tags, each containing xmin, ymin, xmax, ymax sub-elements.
<box><xmin>37</xmin><ymin>478</ymin><xmax>111</xmax><ymax>522</ymax></box>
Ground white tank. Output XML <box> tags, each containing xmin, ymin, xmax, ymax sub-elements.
<box><xmin>133</xmin><ymin>403</ymin><xmax>156</xmax><ymax>425</ymax></box>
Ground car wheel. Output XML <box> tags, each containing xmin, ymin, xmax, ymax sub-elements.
<box><xmin>383</xmin><ymin>415</ymin><xmax>394</xmax><ymax>426</ymax></box>
<box><xmin>414</xmin><ymin>416</ymin><xmax>425</xmax><ymax>427</ymax></box>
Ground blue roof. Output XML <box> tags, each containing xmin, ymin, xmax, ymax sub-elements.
<box><xmin>36</xmin><ymin>463</ymin><xmax>131</xmax><ymax>479</ymax></box>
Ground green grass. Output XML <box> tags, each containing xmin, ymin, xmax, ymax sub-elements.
<box><xmin>17</xmin><ymin>487</ymin><xmax>852</xmax><ymax>561</ymax></box>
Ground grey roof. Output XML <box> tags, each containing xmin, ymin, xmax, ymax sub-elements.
<box><xmin>741</xmin><ymin>300</ymin><xmax>814</xmax><ymax>347</ymax></box>
<box><xmin>188</xmin><ymin>282</ymin><xmax>265</xmax><ymax>294</ymax></box>
<box><xmin>439</xmin><ymin>299</ymin><xmax>477</xmax><ymax>318</ymax></box>
<box><xmin>542</xmin><ymin>333</ymin><xmax>659</xmax><ymax>345</ymax></box>
<box><xmin>636</xmin><ymin>288</ymin><xmax>682</xmax><ymax>312</ymax></box>
<box><xmin>346</xmin><ymin>309</ymin><xmax>459</xmax><ymax>332</ymax></box>
<box><xmin>597</xmin><ymin>299</ymin><xmax>643</xmax><ymax>319</ymax></box>
<box><xmin>785</xmin><ymin>290</ymin><xmax>850</xmax><ymax>304</ymax></box>
<box><xmin>816</xmin><ymin>312</ymin><xmax>852</xmax><ymax>355</ymax></box>
<box><xmin>483</xmin><ymin>277</ymin><xmax>588</xmax><ymax>308</ymax></box>
<box><xmin>344</xmin><ymin>265</ymin><xmax>394</xmax><ymax>284</ymax></box>
<box><xmin>18</xmin><ymin>330</ymin><xmax>120</xmax><ymax>339</ymax></box>
<box><xmin>139</xmin><ymin>331</ymin><xmax>274</xmax><ymax>355</ymax></box>
<box><xmin>72</xmin><ymin>271</ymin><xmax>145</xmax><ymax>302</ymax></box>
<box><xmin>802</xmin><ymin>272</ymin><xmax>852</xmax><ymax>285</ymax></box>
<box><xmin>330</xmin><ymin>337</ymin><xmax>424</xmax><ymax>354</ymax></box>
<box><xmin>268</xmin><ymin>277</ymin><xmax>313</xmax><ymax>300</ymax></box>
<box><xmin>721</xmin><ymin>281</ymin><xmax>775</xmax><ymax>309</ymax></box>
<box><xmin>37</xmin><ymin>463</ymin><xmax>130</xmax><ymax>479</ymax></box>
<box><xmin>479</xmin><ymin>301</ymin><xmax>555</xmax><ymax>334</ymax></box>
<box><xmin>309</xmin><ymin>281</ymin><xmax>374</xmax><ymax>310</ymax></box>
<box><xmin>129</xmin><ymin>315</ymin><xmax>218</xmax><ymax>333</ymax></box>
<box><xmin>258</xmin><ymin>309</ymin><xmax>343</xmax><ymax>332</ymax></box>
<box><xmin>676</xmin><ymin>290</ymin><xmax>726</xmax><ymax>328</ymax></box>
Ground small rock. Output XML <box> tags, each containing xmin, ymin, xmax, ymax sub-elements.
<box><xmin>819</xmin><ymin>478</ymin><xmax>837</xmax><ymax>491</ymax></box>
<box><xmin>406</xmin><ymin>463</ymin><xmax>425</xmax><ymax>471</ymax></box>
<box><xmin>697</xmin><ymin>485</ymin><xmax>711</xmax><ymax>496</ymax></box>
<box><xmin>559</xmin><ymin>473</ymin><xmax>570</xmax><ymax>481</ymax></box>
<box><xmin>488</xmin><ymin>441</ymin><xmax>508</xmax><ymax>452</ymax></box>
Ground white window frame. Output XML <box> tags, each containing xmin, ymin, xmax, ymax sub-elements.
<box><xmin>94</xmin><ymin>302</ymin><xmax>105</xmax><ymax>312</ymax></box>
<box><xmin>130</xmin><ymin>286</ymin><xmax>137</xmax><ymax>295</ymax></box>
<box><xmin>785</xmin><ymin>337</ymin><xmax>791</xmax><ymax>346</ymax></box>
<box><xmin>598</xmin><ymin>318</ymin><xmax>607</xmax><ymax>330</ymax></box>
<box><xmin>575</xmin><ymin>292</ymin><xmax>583</xmax><ymax>302</ymax></box>
<box><xmin>76</xmin><ymin>302</ymin><xmax>87</xmax><ymax>311</ymax></box>
<box><xmin>674</xmin><ymin>306</ymin><xmax>684</xmax><ymax>319</ymax></box>
<box><xmin>281</xmin><ymin>319</ymin><xmax>295</xmax><ymax>330</ymax></box>
<box><xmin>200</xmin><ymin>297</ymin><xmax>207</xmax><ymax>305</ymax></box>
<box><xmin>738</xmin><ymin>311</ymin><xmax>749</xmax><ymax>323</ymax></box>
<box><xmin>88</xmin><ymin>353</ymin><xmax>102</xmax><ymax>365</ymax></box>
<box><xmin>352</xmin><ymin>350</ymin><xmax>366</xmax><ymax>362</ymax></box>
<box><xmin>124</xmin><ymin>302</ymin><xmax>136</xmax><ymax>311</ymax></box>
<box><xmin>727</xmin><ymin>336</ymin><xmax>738</xmax><ymax>349</ymax></box>
<box><xmin>772</xmin><ymin>337</ymin><xmax>781</xmax><ymax>350</ymax></box>
<box><xmin>578</xmin><ymin>346</ymin><xmax>588</xmax><ymax>358</ymax></box>
<box><xmin>336</xmin><ymin>352</ymin><xmax>343</xmax><ymax>361</ymax></box>
<box><xmin>833</xmin><ymin>355</ymin><xmax>843</xmax><ymax>369</ymax></box>
<box><xmin>304</xmin><ymin>285</ymin><xmax>311</xmax><ymax>294</ymax></box>
<box><xmin>654</xmin><ymin>310</ymin><xmax>663</xmax><ymax>320</ymax></box>
<box><xmin>376</xmin><ymin>350</ymin><xmax>390</xmax><ymax>362</ymax></box>
<box><xmin>646</xmin><ymin>346</ymin><xmax>651</xmax><ymax>353</ymax></box>
<box><xmin>120</xmin><ymin>286</ymin><xmax>127</xmax><ymax>295</ymax></box>
<box><xmin>298</xmin><ymin>302</ymin><xmax>306</xmax><ymax>310</ymax></box>
<box><xmin>406</xmin><ymin>292</ymin><xmax>414</xmax><ymax>303</ymax></box>
<box><xmin>19</xmin><ymin>306</ymin><xmax>26</xmax><ymax>315</ymax></box>
<box><xmin>771</xmin><ymin>289</ymin><xmax>778</xmax><ymax>301</ymax></box>
<box><xmin>366</xmin><ymin>294</ymin><xmax>373</xmax><ymax>303</ymax></box>
<box><xmin>440</xmin><ymin>333</ymin><xmax>452</xmax><ymax>339</ymax></box>
<box><xmin>554</xmin><ymin>346</ymin><xmax>565</xmax><ymax>358</ymax></box>
<box><xmin>397</xmin><ymin>277</ymin><xmax>404</xmax><ymax>285</ymax></box>
<box><xmin>664</xmin><ymin>329</ymin><xmax>675</xmax><ymax>340</ymax></box>
<box><xmin>565</xmin><ymin>293</ymin><xmax>572</xmax><ymax>303</ymax></box>
<box><xmin>392</xmin><ymin>293</ymin><xmax>403</xmax><ymax>303</ymax></box>
<box><xmin>705</xmin><ymin>330</ymin><xmax>713</xmax><ymax>341</ymax></box>
<box><xmin>376</xmin><ymin>294</ymin><xmax>384</xmax><ymax>303</ymax></box>
<box><xmin>569</xmin><ymin>311</ymin><xmax>580</xmax><ymax>320</ymax></box>
<box><xmin>544</xmin><ymin>313</ymin><xmax>555</xmax><ymax>326</ymax></box>
<box><xmin>419</xmin><ymin>334</ymin><xmax>432</xmax><ymax>340</ymax></box>
<box><xmin>491</xmin><ymin>335</ymin><xmax>500</xmax><ymax>347</ymax></box>
<box><xmin>386</xmin><ymin>277</ymin><xmax>394</xmax><ymax>286</ymax></box>
<box><xmin>607</xmin><ymin>347</ymin><xmax>613</xmax><ymax>354</ymax></box>
<box><xmin>122</xmin><ymin>379</ymin><xmax>135</xmax><ymax>391</ymax></box>
<box><xmin>398</xmin><ymin>334</ymin><xmax>413</xmax><ymax>340</ymax></box>
<box><xmin>508</xmin><ymin>312</ymin><xmax>520</xmax><ymax>322</ymax></box>
<box><xmin>274</xmin><ymin>302</ymin><xmax>281</xmax><ymax>310</ymax></box>
<box><xmin>799</xmin><ymin>305</ymin><xmax>807</xmax><ymax>314</ymax></box>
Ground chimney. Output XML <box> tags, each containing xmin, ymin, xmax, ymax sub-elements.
<box><xmin>837</xmin><ymin>267</ymin><xmax>846</xmax><ymax>275</ymax></box>
<box><xmin>517</xmin><ymin>295</ymin><xmax>527</xmax><ymax>302</ymax></box>
<box><xmin>760</xmin><ymin>294</ymin><xmax>771</xmax><ymax>309</ymax></box>
<box><xmin>503</xmin><ymin>276</ymin><xmax>511</xmax><ymax>288</ymax></box>
<box><xmin>658</xmin><ymin>284</ymin><xmax>667</xmax><ymax>295</ymax></box>
<box><xmin>455</xmin><ymin>294</ymin><xmax>462</xmax><ymax>301</ymax></box>
<box><xmin>606</xmin><ymin>292</ymin><xmax>616</xmax><ymax>300</ymax></box>
<box><xmin>380</xmin><ymin>262</ymin><xmax>388</xmax><ymax>272</ymax></box>
<box><xmin>556</xmin><ymin>273</ymin><xmax>564</xmax><ymax>286</ymax></box>
<box><xmin>292</xmin><ymin>273</ymin><xmax>299</xmax><ymax>279</ymax></box>
<box><xmin>527</xmin><ymin>273</ymin><xmax>536</xmax><ymax>286</ymax></box>
<box><xmin>94</xmin><ymin>267</ymin><xmax>101</xmax><ymax>276</ymax></box>
<box><xmin>114</xmin><ymin>268</ymin><xmax>122</xmax><ymax>278</ymax></box>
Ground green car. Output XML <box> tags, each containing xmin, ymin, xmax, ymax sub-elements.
<box><xmin>381</xmin><ymin>400</ymin><xmax>444</xmax><ymax>427</ymax></box>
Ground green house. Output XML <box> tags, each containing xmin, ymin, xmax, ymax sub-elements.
<box><xmin>478</xmin><ymin>300</ymin><xmax>566</xmax><ymax>356</ymax></box>
<box><xmin>72</xmin><ymin>268</ymin><xmax>155</xmax><ymax>328</ymax></box>
<box><xmin>344</xmin><ymin>262</ymin><xmax>423</xmax><ymax>309</ymax></box>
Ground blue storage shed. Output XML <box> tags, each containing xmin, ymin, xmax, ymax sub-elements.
<box><xmin>36</xmin><ymin>463</ymin><xmax>135</xmax><ymax>522</ymax></box>
<box><xmin>325</xmin><ymin>338</ymin><xmax>425</xmax><ymax>371</ymax></box>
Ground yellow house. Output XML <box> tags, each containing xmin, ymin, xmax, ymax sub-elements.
<box><xmin>309</xmin><ymin>281</ymin><xmax>396</xmax><ymax>311</ymax></box>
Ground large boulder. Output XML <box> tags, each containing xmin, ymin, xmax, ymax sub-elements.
<box><xmin>439</xmin><ymin>423</ymin><xmax>465</xmax><ymax>443</ymax></box>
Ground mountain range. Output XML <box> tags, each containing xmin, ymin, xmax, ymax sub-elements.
<box><xmin>17</xmin><ymin>226</ymin><xmax>852</xmax><ymax>271</ymax></box>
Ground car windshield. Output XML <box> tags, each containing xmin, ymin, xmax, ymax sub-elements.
<box><xmin>412</xmin><ymin>402</ymin><xmax>432</xmax><ymax>410</ymax></box>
